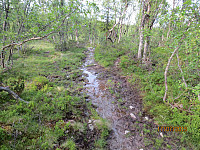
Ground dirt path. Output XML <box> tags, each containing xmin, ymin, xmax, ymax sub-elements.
<box><xmin>81</xmin><ymin>47</ymin><xmax>151</xmax><ymax>150</ymax></box>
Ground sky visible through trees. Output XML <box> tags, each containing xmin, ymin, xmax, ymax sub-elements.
<box><xmin>0</xmin><ymin>0</ymin><xmax>200</xmax><ymax>149</ymax></box>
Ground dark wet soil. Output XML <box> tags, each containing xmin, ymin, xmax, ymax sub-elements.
<box><xmin>81</xmin><ymin>47</ymin><xmax>148</xmax><ymax>150</ymax></box>
<box><xmin>76</xmin><ymin>47</ymin><xmax>188</xmax><ymax>150</ymax></box>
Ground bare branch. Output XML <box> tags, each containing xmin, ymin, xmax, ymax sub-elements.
<box><xmin>167</xmin><ymin>102</ymin><xmax>194</xmax><ymax>114</ymax></box>
<box><xmin>2</xmin><ymin>32</ymin><xmax>56</xmax><ymax>50</ymax></box>
<box><xmin>176</xmin><ymin>51</ymin><xmax>188</xmax><ymax>88</ymax></box>
<box><xmin>1</xmin><ymin>7</ymin><xmax>78</xmax><ymax>51</ymax></box>
<box><xmin>0</xmin><ymin>86</ymin><xmax>29</xmax><ymax>104</ymax></box>
<box><xmin>108</xmin><ymin>3</ymin><xmax>129</xmax><ymax>33</ymax></box>
<box><xmin>149</xmin><ymin>0</ymin><xmax>164</xmax><ymax>29</ymax></box>
<box><xmin>163</xmin><ymin>46</ymin><xmax>180</xmax><ymax>102</ymax></box>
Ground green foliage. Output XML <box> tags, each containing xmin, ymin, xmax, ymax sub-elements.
<box><xmin>0</xmin><ymin>41</ymin><xmax>93</xmax><ymax>149</ymax></box>
<box><xmin>0</xmin><ymin>0</ymin><xmax>199</xmax><ymax>149</ymax></box>
<box><xmin>94</xmin><ymin>43</ymin><xmax>127</xmax><ymax>67</ymax></box>
<box><xmin>94</xmin><ymin>119</ymin><xmax>110</xmax><ymax>149</ymax></box>
<box><xmin>55</xmin><ymin>40</ymin><xmax>78</xmax><ymax>51</ymax></box>
<box><xmin>0</xmin><ymin>127</ymin><xmax>11</xmax><ymax>146</ymax></box>
<box><xmin>6</xmin><ymin>76</ymin><xmax>25</xmax><ymax>93</ymax></box>
<box><xmin>94</xmin><ymin>22</ymin><xmax>200</xmax><ymax>148</ymax></box>
<box><xmin>61</xmin><ymin>139</ymin><xmax>76</xmax><ymax>150</ymax></box>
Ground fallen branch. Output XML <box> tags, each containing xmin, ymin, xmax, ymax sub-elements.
<box><xmin>167</xmin><ymin>102</ymin><xmax>194</xmax><ymax>114</ymax></box>
<box><xmin>2</xmin><ymin>32</ymin><xmax>56</xmax><ymax>50</ymax></box>
<box><xmin>0</xmin><ymin>86</ymin><xmax>29</xmax><ymax>104</ymax></box>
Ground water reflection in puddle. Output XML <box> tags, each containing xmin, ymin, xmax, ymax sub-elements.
<box><xmin>81</xmin><ymin>47</ymin><xmax>134</xmax><ymax>150</ymax></box>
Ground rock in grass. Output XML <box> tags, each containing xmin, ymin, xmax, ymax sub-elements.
<box><xmin>88</xmin><ymin>124</ymin><xmax>94</xmax><ymax>131</ymax></box>
<box><xmin>160</xmin><ymin>132</ymin><xmax>163</xmax><ymax>137</ymax></box>
<box><xmin>130</xmin><ymin>113</ymin><xmax>136</xmax><ymax>119</ymax></box>
<box><xmin>124</xmin><ymin>130</ymin><xmax>130</xmax><ymax>134</ymax></box>
<box><xmin>129</xmin><ymin>106</ymin><xmax>134</xmax><ymax>109</ymax></box>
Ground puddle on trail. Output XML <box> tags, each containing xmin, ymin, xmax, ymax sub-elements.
<box><xmin>81</xmin><ymin>47</ymin><xmax>137</xmax><ymax>150</ymax></box>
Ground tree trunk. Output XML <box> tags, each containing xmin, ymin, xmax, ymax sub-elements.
<box><xmin>176</xmin><ymin>51</ymin><xmax>187</xmax><ymax>88</ymax></box>
<box><xmin>118</xmin><ymin>19</ymin><xmax>123</xmax><ymax>43</ymax></box>
<box><xmin>1</xmin><ymin>1</ymin><xmax>10</xmax><ymax>68</ymax></box>
<box><xmin>138</xmin><ymin>0</ymin><xmax>146</xmax><ymax>59</ymax></box>
<box><xmin>167</xmin><ymin>0</ymin><xmax>175</xmax><ymax>39</ymax></box>
<box><xmin>75</xmin><ymin>28</ymin><xmax>78</xmax><ymax>41</ymax></box>
<box><xmin>163</xmin><ymin>46</ymin><xmax>180</xmax><ymax>102</ymax></box>
<box><xmin>142</xmin><ymin>0</ymin><xmax>151</xmax><ymax>62</ymax></box>
<box><xmin>143</xmin><ymin>35</ymin><xmax>150</xmax><ymax>62</ymax></box>
<box><xmin>138</xmin><ymin>26</ymin><xmax>144</xmax><ymax>59</ymax></box>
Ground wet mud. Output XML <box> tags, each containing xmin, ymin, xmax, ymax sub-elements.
<box><xmin>81</xmin><ymin>47</ymin><xmax>147</xmax><ymax>150</ymax></box>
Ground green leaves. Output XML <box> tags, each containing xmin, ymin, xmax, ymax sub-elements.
<box><xmin>183</xmin><ymin>0</ymin><xmax>192</xmax><ymax>5</ymax></box>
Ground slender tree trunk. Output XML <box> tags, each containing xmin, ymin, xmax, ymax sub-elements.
<box><xmin>126</xmin><ymin>24</ymin><xmax>129</xmax><ymax>37</ymax></box>
<box><xmin>176</xmin><ymin>51</ymin><xmax>187</xmax><ymax>88</ymax></box>
<box><xmin>118</xmin><ymin>19</ymin><xmax>123</xmax><ymax>43</ymax></box>
<box><xmin>89</xmin><ymin>22</ymin><xmax>92</xmax><ymax>44</ymax></box>
<box><xmin>138</xmin><ymin>27</ymin><xmax>144</xmax><ymax>59</ymax></box>
<box><xmin>167</xmin><ymin>0</ymin><xmax>175</xmax><ymax>39</ymax></box>
<box><xmin>138</xmin><ymin>0</ymin><xmax>145</xmax><ymax>59</ymax></box>
<box><xmin>163</xmin><ymin>46</ymin><xmax>180</xmax><ymax>102</ymax></box>
<box><xmin>107</xmin><ymin>2</ymin><xmax>128</xmax><ymax>42</ymax></box>
<box><xmin>142</xmin><ymin>0</ymin><xmax>150</xmax><ymax>62</ymax></box>
<box><xmin>143</xmin><ymin>35</ymin><xmax>150</xmax><ymax>62</ymax></box>
<box><xmin>75</xmin><ymin>28</ymin><xmax>78</xmax><ymax>41</ymax></box>
<box><xmin>1</xmin><ymin>0</ymin><xmax>10</xmax><ymax>68</ymax></box>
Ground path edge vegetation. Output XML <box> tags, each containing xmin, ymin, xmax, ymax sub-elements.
<box><xmin>0</xmin><ymin>0</ymin><xmax>199</xmax><ymax>149</ymax></box>
<box><xmin>94</xmin><ymin>39</ymin><xmax>199</xmax><ymax>149</ymax></box>
<box><xmin>0</xmin><ymin>40</ymin><xmax>110</xmax><ymax>149</ymax></box>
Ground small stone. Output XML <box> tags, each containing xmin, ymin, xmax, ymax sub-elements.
<box><xmin>129</xmin><ymin>106</ymin><xmax>134</xmax><ymax>109</ymax></box>
<box><xmin>89</xmin><ymin>124</ymin><xmax>94</xmax><ymax>131</ymax></box>
<box><xmin>47</xmin><ymin>92</ymin><xmax>53</xmax><ymax>97</ymax></box>
<box><xmin>130</xmin><ymin>113</ymin><xmax>136</xmax><ymax>119</ymax></box>
<box><xmin>65</xmin><ymin>130</ymin><xmax>69</xmax><ymax>133</ymax></box>
<box><xmin>145</xmin><ymin>116</ymin><xmax>149</xmax><ymax>120</ymax></box>
<box><xmin>160</xmin><ymin>132</ymin><xmax>163</xmax><ymax>137</ymax></box>
<box><xmin>125</xmin><ymin>130</ymin><xmax>130</xmax><ymax>134</ymax></box>
<box><xmin>88</xmin><ymin>120</ymin><xmax>92</xmax><ymax>124</ymax></box>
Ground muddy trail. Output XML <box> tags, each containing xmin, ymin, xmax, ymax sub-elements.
<box><xmin>81</xmin><ymin>47</ymin><xmax>153</xmax><ymax>150</ymax></box>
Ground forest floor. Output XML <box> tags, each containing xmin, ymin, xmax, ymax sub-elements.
<box><xmin>82</xmin><ymin>47</ymin><xmax>187</xmax><ymax>150</ymax></box>
<box><xmin>0</xmin><ymin>42</ymin><xmax>189</xmax><ymax>150</ymax></box>
<box><xmin>82</xmin><ymin>47</ymin><xmax>144</xmax><ymax>149</ymax></box>
<box><xmin>82</xmin><ymin>47</ymin><xmax>158</xmax><ymax>150</ymax></box>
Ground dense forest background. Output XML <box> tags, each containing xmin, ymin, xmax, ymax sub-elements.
<box><xmin>0</xmin><ymin>0</ymin><xmax>200</xmax><ymax>149</ymax></box>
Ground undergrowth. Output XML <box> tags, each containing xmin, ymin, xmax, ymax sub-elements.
<box><xmin>0</xmin><ymin>40</ymin><xmax>109</xmax><ymax>149</ymax></box>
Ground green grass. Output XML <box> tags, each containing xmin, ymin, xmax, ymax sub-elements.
<box><xmin>0</xmin><ymin>40</ymin><xmax>109</xmax><ymax>149</ymax></box>
<box><xmin>94</xmin><ymin>43</ymin><xmax>127</xmax><ymax>67</ymax></box>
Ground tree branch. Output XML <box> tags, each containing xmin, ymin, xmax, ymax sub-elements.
<box><xmin>163</xmin><ymin>46</ymin><xmax>180</xmax><ymax>102</ymax></box>
<box><xmin>2</xmin><ymin>32</ymin><xmax>56</xmax><ymax>50</ymax></box>
<box><xmin>108</xmin><ymin>2</ymin><xmax>129</xmax><ymax>33</ymax></box>
<box><xmin>1</xmin><ymin>7</ymin><xmax>78</xmax><ymax>51</ymax></box>
<box><xmin>0</xmin><ymin>86</ymin><xmax>29</xmax><ymax>103</ymax></box>
<box><xmin>176</xmin><ymin>51</ymin><xmax>188</xmax><ymax>88</ymax></box>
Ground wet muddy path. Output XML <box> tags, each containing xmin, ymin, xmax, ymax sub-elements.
<box><xmin>81</xmin><ymin>47</ymin><xmax>147</xmax><ymax>150</ymax></box>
